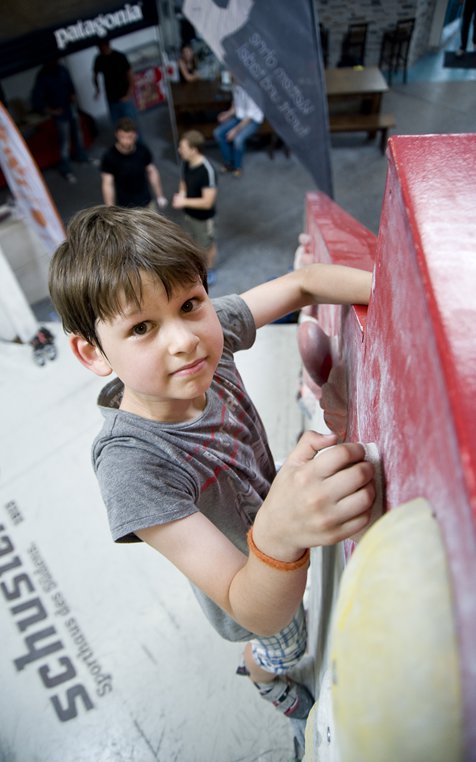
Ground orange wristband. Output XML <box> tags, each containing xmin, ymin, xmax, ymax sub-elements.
<box><xmin>247</xmin><ymin>528</ymin><xmax>310</xmax><ymax>572</ymax></box>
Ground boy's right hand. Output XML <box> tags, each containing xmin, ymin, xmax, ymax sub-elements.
<box><xmin>253</xmin><ymin>431</ymin><xmax>375</xmax><ymax>562</ymax></box>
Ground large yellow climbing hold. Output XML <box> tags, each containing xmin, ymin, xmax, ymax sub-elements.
<box><xmin>330</xmin><ymin>498</ymin><xmax>462</xmax><ymax>762</ymax></box>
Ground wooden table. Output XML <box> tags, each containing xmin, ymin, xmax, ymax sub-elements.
<box><xmin>172</xmin><ymin>67</ymin><xmax>389</xmax><ymax>116</ymax></box>
<box><xmin>170</xmin><ymin>68</ymin><xmax>394</xmax><ymax>152</ymax></box>
<box><xmin>170</xmin><ymin>79</ymin><xmax>231</xmax><ymax>130</ymax></box>
<box><xmin>324</xmin><ymin>66</ymin><xmax>394</xmax><ymax>151</ymax></box>
<box><xmin>325</xmin><ymin>66</ymin><xmax>389</xmax><ymax>114</ymax></box>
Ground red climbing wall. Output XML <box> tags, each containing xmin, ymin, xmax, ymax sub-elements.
<box><xmin>300</xmin><ymin>134</ymin><xmax>476</xmax><ymax>758</ymax></box>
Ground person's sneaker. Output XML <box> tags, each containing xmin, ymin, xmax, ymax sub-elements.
<box><xmin>64</xmin><ymin>172</ymin><xmax>77</xmax><ymax>184</ymax></box>
<box><xmin>455</xmin><ymin>48</ymin><xmax>465</xmax><ymax>57</ymax></box>
<box><xmin>220</xmin><ymin>163</ymin><xmax>233</xmax><ymax>173</ymax></box>
<box><xmin>37</xmin><ymin>325</ymin><xmax>55</xmax><ymax>344</ymax></box>
<box><xmin>31</xmin><ymin>334</ymin><xmax>46</xmax><ymax>367</ymax></box>
<box><xmin>255</xmin><ymin>677</ymin><xmax>314</xmax><ymax>720</ymax></box>
<box><xmin>232</xmin><ymin>169</ymin><xmax>242</xmax><ymax>177</ymax></box>
<box><xmin>31</xmin><ymin>326</ymin><xmax>57</xmax><ymax>364</ymax></box>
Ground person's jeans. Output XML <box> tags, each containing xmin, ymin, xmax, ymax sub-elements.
<box><xmin>213</xmin><ymin>116</ymin><xmax>261</xmax><ymax>170</ymax></box>
<box><xmin>54</xmin><ymin>108</ymin><xmax>87</xmax><ymax>176</ymax></box>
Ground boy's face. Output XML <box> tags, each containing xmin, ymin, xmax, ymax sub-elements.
<box><xmin>178</xmin><ymin>139</ymin><xmax>194</xmax><ymax>162</ymax></box>
<box><xmin>79</xmin><ymin>273</ymin><xmax>224</xmax><ymax>422</ymax></box>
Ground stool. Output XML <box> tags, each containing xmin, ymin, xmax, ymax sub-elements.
<box><xmin>338</xmin><ymin>22</ymin><xmax>368</xmax><ymax>67</ymax></box>
<box><xmin>379</xmin><ymin>17</ymin><xmax>415</xmax><ymax>84</ymax></box>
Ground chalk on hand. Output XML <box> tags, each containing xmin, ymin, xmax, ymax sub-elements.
<box><xmin>315</xmin><ymin>442</ymin><xmax>384</xmax><ymax>544</ymax></box>
<box><xmin>351</xmin><ymin>442</ymin><xmax>383</xmax><ymax>543</ymax></box>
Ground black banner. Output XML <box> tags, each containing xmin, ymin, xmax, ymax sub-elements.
<box><xmin>183</xmin><ymin>0</ymin><xmax>333</xmax><ymax>195</ymax></box>
<box><xmin>1</xmin><ymin>1</ymin><xmax>159</xmax><ymax>78</ymax></box>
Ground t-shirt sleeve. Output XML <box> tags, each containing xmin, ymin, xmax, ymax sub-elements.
<box><xmin>213</xmin><ymin>294</ymin><xmax>256</xmax><ymax>355</ymax></box>
<box><xmin>100</xmin><ymin>149</ymin><xmax>114</xmax><ymax>174</ymax></box>
<box><xmin>95</xmin><ymin>437</ymin><xmax>199</xmax><ymax>543</ymax></box>
<box><xmin>202</xmin><ymin>159</ymin><xmax>217</xmax><ymax>189</ymax></box>
<box><xmin>143</xmin><ymin>144</ymin><xmax>153</xmax><ymax>166</ymax></box>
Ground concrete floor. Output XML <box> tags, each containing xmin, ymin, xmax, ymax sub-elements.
<box><xmin>1</xmin><ymin>22</ymin><xmax>475</xmax><ymax>761</ymax></box>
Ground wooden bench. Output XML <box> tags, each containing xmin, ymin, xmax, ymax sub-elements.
<box><xmin>328</xmin><ymin>112</ymin><xmax>396</xmax><ymax>153</ymax></box>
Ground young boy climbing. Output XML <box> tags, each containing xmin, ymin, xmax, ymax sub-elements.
<box><xmin>48</xmin><ymin>205</ymin><xmax>375</xmax><ymax>726</ymax></box>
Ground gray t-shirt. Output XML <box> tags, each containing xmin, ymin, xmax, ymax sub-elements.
<box><xmin>92</xmin><ymin>294</ymin><xmax>276</xmax><ymax>641</ymax></box>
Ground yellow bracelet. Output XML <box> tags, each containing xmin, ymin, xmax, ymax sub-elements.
<box><xmin>247</xmin><ymin>528</ymin><xmax>310</xmax><ymax>572</ymax></box>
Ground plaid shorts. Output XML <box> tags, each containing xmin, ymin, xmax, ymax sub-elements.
<box><xmin>182</xmin><ymin>215</ymin><xmax>215</xmax><ymax>251</ymax></box>
<box><xmin>250</xmin><ymin>604</ymin><xmax>307</xmax><ymax>675</ymax></box>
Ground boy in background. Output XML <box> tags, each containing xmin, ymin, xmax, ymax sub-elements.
<box><xmin>173</xmin><ymin>130</ymin><xmax>218</xmax><ymax>285</ymax></box>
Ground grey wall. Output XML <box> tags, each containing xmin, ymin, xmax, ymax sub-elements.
<box><xmin>316</xmin><ymin>0</ymin><xmax>440</xmax><ymax>67</ymax></box>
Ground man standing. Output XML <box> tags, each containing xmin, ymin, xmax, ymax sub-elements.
<box><xmin>172</xmin><ymin>130</ymin><xmax>218</xmax><ymax>284</ymax></box>
<box><xmin>32</xmin><ymin>59</ymin><xmax>89</xmax><ymax>183</ymax></box>
<box><xmin>93</xmin><ymin>40</ymin><xmax>139</xmax><ymax>128</ymax></box>
<box><xmin>100</xmin><ymin>118</ymin><xmax>167</xmax><ymax>209</ymax></box>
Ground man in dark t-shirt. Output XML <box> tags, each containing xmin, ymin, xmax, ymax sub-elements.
<box><xmin>100</xmin><ymin>117</ymin><xmax>167</xmax><ymax>209</ymax></box>
<box><xmin>32</xmin><ymin>59</ymin><xmax>90</xmax><ymax>183</ymax></box>
<box><xmin>93</xmin><ymin>40</ymin><xmax>139</xmax><ymax>129</ymax></box>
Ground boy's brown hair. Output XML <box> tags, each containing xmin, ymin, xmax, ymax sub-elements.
<box><xmin>48</xmin><ymin>205</ymin><xmax>208</xmax><ymax>350</ymax></box>
<box><xmin>181</xmin><ymin>129</ymin><xmax>205</xmax><ymax>152</ymax></box>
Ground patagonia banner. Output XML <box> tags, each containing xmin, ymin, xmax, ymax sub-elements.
<box><xmin>182</xmin><ymin>0</ymin><xmax>333</xmax><ymax>195</ymax></box>
<box><xmin>1</xmin><ymin>0</ymin><xmax>159</xmax><ymax>78</ymax></box>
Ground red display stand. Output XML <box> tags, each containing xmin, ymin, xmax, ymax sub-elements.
<box><xmin>132</xmin><ymin>65</ymin><xmax>167</xmax><ymax>111</ymax></box>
